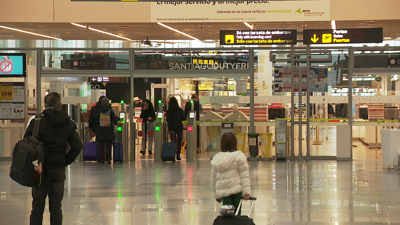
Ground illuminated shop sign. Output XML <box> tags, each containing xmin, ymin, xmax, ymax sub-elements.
<box><xmin>220</xmin><ymin>30</ymin><xmax>297</xmax><ymax>45</ymax></box>
<box><xmin>303</xmin><ymin>28</ymin><xmax>383</xmax><ymax>44</ymax></box>
<box><xmin>169</xmin><ymin>61</ymin><xmax>248</xmax><ymax>70</ymax></box>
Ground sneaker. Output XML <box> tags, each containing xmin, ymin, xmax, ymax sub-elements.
<box><xmin>176</xmin><ymin>156</ymin><xmax>181</xmax><ymax>160</ymax></box>
<box><xmin>140</xmin><ymin>151</ymin><xmax>146</xmax><ymax>155</ymax></box>
<box><xmin>149</xmin><ymin>151</ymin><xmax>152</xmax><ymax>155</ymax></box>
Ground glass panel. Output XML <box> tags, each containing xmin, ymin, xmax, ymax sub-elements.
<box><xmin>351</xmin><ymin>47</ymin><xmax>400</xmax><ymax>160</ymax></box>
<box><xmin>42</xmin><ymin>50</ymin><xmax>130</xmax><ymax>70</ymax></box>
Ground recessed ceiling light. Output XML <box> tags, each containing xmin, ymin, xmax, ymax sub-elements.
<box><xmin>0</xmin><ymin>25</ymin><xmax>62</xmax><ymax>40</ymax></box>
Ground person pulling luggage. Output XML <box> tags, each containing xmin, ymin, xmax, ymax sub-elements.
<box><xmin>166</xmin><ymin>97</ymin><xmax>184</xmax><ymax>160</ymax></box>
<box><xmin>140</xmin><ymin>99</ymin><xmax>156</xmax><ymax>155</ymax></box>
<box><xmin>211</xmin><ymin>132</ymin><xmax>251</xmax><ymax>215</ymax></box>
<box><xmin>95</xmin><ymin>97</ymin><xmax>119</xmax><ymax>164</ymax></box>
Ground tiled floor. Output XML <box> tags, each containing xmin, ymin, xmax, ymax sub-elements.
<box><xmin>1</xmin><ymin>156</ymin><xmax>400</xmax><ymax>225</ymax></box>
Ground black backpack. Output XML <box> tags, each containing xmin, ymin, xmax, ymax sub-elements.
<box><xmin>10</xmin><ymin>114</ymin><xmax>46</xmax><ymax>187</ymax></box>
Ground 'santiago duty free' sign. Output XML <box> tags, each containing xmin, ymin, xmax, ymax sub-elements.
<box><xmin>220</xmin><ymin>30</ymin><xmax>297</xmax><ymax>45</ymax></box>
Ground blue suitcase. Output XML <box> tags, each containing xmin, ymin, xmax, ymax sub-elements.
<box><xmin>161</xmin><ymin>132</ymin><xmax>176</xmax><ymax>162</ymax></box>
<box><xmin>161</xmin><ymin>142</ymin><xmax>176</xmax><ymax>162</ymax></box>
<box><xmin>83</xmin><ymin>142</ymin><xmax>98</xmax><ymax>161</ymax></box>
<box><xmin>113</xmin><ymin>142</ymin><xmax>123</xmax><ymax>163</ymax></box>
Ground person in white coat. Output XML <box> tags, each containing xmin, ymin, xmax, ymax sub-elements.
<box><xmin>211</xmin><ymin>132</ymin><xmax>251</xmax><ymax>215</ymax></box>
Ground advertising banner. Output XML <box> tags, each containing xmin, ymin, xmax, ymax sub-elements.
<box><xmin>273</xmin><ymin>66</ymin><xmax>328</xmax><ymax>92</ymax></box>
<box><xmin>151</xmin><ymin>0</ymin><xmax>330</xmax><ymax>23</ymax></box>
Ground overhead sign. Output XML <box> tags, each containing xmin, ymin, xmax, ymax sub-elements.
<box><xmin>0</xmin><ymin>54</ymin><xmax>26</xmax><ymax>77</ymax></box>
<box><xmin>151</xmin><ymin>1</ymin><xmax>330</xmax><ymax>23</ymax></box>
<box><xmin>303</xmin><ymin>28</ymin><xmax>383</xmax><ymax>44</ymax></box>
<box><xmin>220</xmin><ymin>30</ymin><xmax>297</xmax><ymax>45</ymax></box>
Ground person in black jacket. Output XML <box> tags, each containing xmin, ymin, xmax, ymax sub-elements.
<box><xmin>95</xmin><ymin>98</ymin><xmax>119</xmax><ymax>164</ymax></box>
<box><xmin>24</xmin><ymin>92</ymin><xmax>83</xmax><ymax>225</ymax></box>
<box><xmin>140</xmin><ymin>99</ymin><xmax>156</xmax><ymax>155</ymax></box>
<box><xmin>167</xmin><ymin>97</ymin><xmax>184</xmax><ymax>160</ymax></box>
<box><xmin>88</xmin><ymin>96</ymin><xmax>106</xmax><ymax>133</ymax></box>
<box><xmin>184</xmin><ymin>94</ymin><xmax>202</xmax><ymax>149</ymax></box>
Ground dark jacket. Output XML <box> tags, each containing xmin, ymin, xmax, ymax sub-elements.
<box><xmin>24</xmin><ymin>108</ymin><xmax>83</xmax><ymax>182</ymax></box>
<box><xmin>167</xmin><ymin>103</ymin><xmax>184</xmax><ymax>132</ymax></box>
<box><xmin>88</xmin><ymin>105</ymin><xmax>99</xmax><ymax>131</ymax></box>
<box><xmin>140</xmin><ymin>108</ymin><xmax>156</xmax><ymax>123</ymax></box>
<box><xmin>185</xmin><ymin>100</ymin><xmax>201</xmax><ymax>121</ymax></box>
<box><xmin>95</xmin><ymin>105</ymin><xmax>119</xmax><ymax>141</ymax></box>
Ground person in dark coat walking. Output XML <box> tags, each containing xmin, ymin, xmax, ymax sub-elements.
<box><xmin>140</xmin><ymin>99</ymin><xmax>156</xmax><ymax>155</ymax></box>
<box><xmin>167</xmin><ymin>97</ymin><xmax>184</xmax><ymax>160</ymax></box>
<box><xmin>95</xmin><ymin>97</ymin><xmax>119</xmax><ymax>164</ymax></box>
<box><xmin>88</xmin><ymin>96</ymin><xmax>106</xmax><ymax>133</ymax></box>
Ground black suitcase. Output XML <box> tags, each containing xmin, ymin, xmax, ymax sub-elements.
<box><xmin>161</xmin><ymin>132</ymin><xmax>176</xmax><ymax>162</ymax></box>
<box><xmin>213</xmin><ymin>197</ymin><xmax>257</xmax><ymax>225</ymax></box>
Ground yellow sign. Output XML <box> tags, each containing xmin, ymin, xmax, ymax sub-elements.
<box><xmin>225</xmin><ymin>35</ymin><xmax>235</xmax><ymax>44</ymax></box>
<box><xmin>322</xmin><ymin>34</ymin><xmax>332</xmax><ymax>43</ymax></box>
<box><xmin>311</xmin><ymin>34</ymin><xmax>319</xmax><ymax>43</ymax></box>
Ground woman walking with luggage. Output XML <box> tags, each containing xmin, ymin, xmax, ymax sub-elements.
<box><xmin>166</xmin><ymin>97</ymin><xmax>184</xmax><ymax>160</ymax></box>
<box><xmin>211</xmin><ymin>132</ymin><xmax>251</xmax><ymax>215</ymax></box>
<box><xmin>95</xmin><ymin>98</ymin><xmax>119</xmax><ymax>164</ymax></box>
<box><xmin>140</xmin><ymin>99</ymin><xmax>156</xmax><ymax>155</ymax></box>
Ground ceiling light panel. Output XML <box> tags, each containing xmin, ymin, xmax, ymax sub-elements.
<box><xmin>0</xmin><ymin>25</ymin><xmax>62</xmax><ymax>40</ymax></box>
<box><xmin>157</xmin><ymin>23</ymin><xmax>199</xmax><ymax>41</ymax></box>
<box><xmin>71</xmin><ymin>23</ymin><xmax>132</xmax><ymax>41</ymax></box>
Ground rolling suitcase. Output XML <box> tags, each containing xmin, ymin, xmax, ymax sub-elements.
<box><xmin>161</xmin><ymin>132</ymin><xmax>176</xmax><ymax>162</ymax></box>
<box><xmin>213</xmin><ymin>197</ymin><xmax>257</xmax><ymax>225</ymax></box>
<box><xmin>113</xmin><ymin>141</ymin><xmax>123</xmax><ymax>163</ymax></box>
<box><xmin>83</xmin><ymin>142</ymin><xmax>98</xmax><ymax>161</ymax></box>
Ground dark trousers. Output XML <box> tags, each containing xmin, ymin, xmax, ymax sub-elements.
<box><xmin>197</xmin><ymin>126</ymin><xmax>200</xmax><ymax>148</ymax></box>
<box><xmin>30</xmin><ymin>180</ymin><xmax>65</xmax><ymax>225</ymax></box>
<box><xmin>222</xmin><ymin>192</ymin><xmax>243</xmax><ymax>215</ymax></box>
<box><xmin>170</xmin><ymin>130</ymin><xmax>183</xmax><ymax>156</ymax></box>
<box><xmin>98</xmin><ymin>140</ymin><xmax>112</xmax><ymax>161</ymax></box>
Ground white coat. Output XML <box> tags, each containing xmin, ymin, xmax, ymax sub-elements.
<box><xmin>211</xmin><ymin>151</ymin><xmax>251</xmax><ymax>199</ymax></box>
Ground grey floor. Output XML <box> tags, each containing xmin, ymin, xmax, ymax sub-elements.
<box><xmin>1</xmin><ymin>159</ymin><xmax>400</xmax><ymax>225</ymax></box>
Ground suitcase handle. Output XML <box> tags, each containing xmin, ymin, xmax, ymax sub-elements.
<box><xmin>235</xmin><ymin>196</ymin><xmax>256</xmax><ymax>217</ymax></box>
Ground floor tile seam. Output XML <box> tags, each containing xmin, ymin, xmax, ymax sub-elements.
<box><xmin>74</xmin><ymin>212</ymin><xmax>102</xmax><ymax>224</ymax></box>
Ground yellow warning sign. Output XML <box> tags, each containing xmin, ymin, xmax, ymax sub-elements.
<box><xmin>225</xmin><ymin>35</ymin><xmax>235</xmax><ymax>44</ymax></box>
<box><xmin>322</xmin><ymin>34</ymin><xmax>332</xmax><ymax>43</ymax></box>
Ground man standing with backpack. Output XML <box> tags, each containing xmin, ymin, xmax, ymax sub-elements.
<box><xmin>24</xmin><ymin>92</ymin><xmax>83</xmax><ymax>225</ymax></box>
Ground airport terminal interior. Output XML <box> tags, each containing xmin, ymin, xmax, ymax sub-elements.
<box><xmin>1</xmin><ymin>0</ymin><xmax>400</xmax><ymax>224</ymax></box>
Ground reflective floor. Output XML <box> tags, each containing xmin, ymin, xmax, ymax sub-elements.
<box><xmin>1</xmin><ymin>158</ymin><xmax>400</xmax><ymax>225</ymax></box>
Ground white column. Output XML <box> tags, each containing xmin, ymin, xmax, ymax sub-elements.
<box><xmin>257</xmin><ymin>50</ymin><xmax>273</xmax><ymax>97</ymax></box>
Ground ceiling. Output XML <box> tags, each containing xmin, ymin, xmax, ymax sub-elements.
<box><xmin>0</xmin><ymin>20</ymin><xmax>399</xmax><ymax>42</ymax></box>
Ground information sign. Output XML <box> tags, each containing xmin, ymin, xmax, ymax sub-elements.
<box><xmin>303</xmin><ymin>28</ymin><xmax>383</xmax><ymax>44</ymax></box>
<box><xmin>220</xmin><ymin>30</ymin><xmax>297</xmax><ymax>45</ymax></box>
<box><xmin>273</xmin><ymin>66</ymin><xmax>328</xmax><ymax>92</ymax></box>
<box><xmin>0</xmin><ymin>82</ymin><xmax>25</xmax><ymax>120</ymax></box>
<box><xmin>0</xmin><ymin>54</ymin><xmax>26</xmax><ymax>77</ymax></box>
